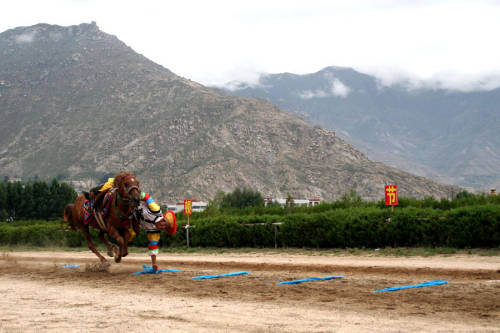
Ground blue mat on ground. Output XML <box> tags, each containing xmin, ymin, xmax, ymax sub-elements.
<box><xmin>277</xmin><ymin>276</ymin><xmax>344</xmax><ymax>285</ymax></box>
<box><xmin>374</xmin><ymin>280</ymin><xmax>449</xmax><ymax>293</ymax></box>
<box><xmin>133</xmin><ymin>264</ymin><xmax>182</xmax><ymax>275</ymax></box>
<box><xmin>61</xmin><ymin>264</ymin><xmax>80</xmax><ymax>268</ymax></box>
<box><xmin>192</xmin><ymin>271</ymin><xmax>249</xmax><ymax>280</ymax></box>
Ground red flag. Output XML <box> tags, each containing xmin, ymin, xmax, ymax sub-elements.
<box><xmin>184</xmin><ymin>199</ymin><xmax>192</xmax><ymax>215</ymax></box>
<box><xmin>385</xmin><ymin>185</ymin><xmax>398</xmax><ymax>206</ymax></box>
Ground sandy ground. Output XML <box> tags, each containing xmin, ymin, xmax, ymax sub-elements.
<box><xmin>0</xmin><ymin>250</ymin><xmax>499</xmax><ymax>332</ymax></box>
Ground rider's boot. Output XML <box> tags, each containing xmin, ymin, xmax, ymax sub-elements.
<box><xmin>151</xmin><ymin>255</ymin><xmax>158</xmax><ymax>272</ymax></box>
<box><xmin>93</xmin><ymin>191</ymin><xmax>107</xmax><ymax>212</ymax></box>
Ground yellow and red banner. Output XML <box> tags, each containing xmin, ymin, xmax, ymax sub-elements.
<box><xmin>184</xmin><ymin>199</ymin><xmax>192</xmax><ymax>216</ymax></box>
<box><xmin>385</xmin><ymin>185</ymin><xmax>398</xmax><ymax>206</ymax></box>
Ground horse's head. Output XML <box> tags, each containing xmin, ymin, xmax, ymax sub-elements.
<box><xmin>113</xmin><ymin>171</ymin><xmax>141</xmax><ymax>205</ymax></box>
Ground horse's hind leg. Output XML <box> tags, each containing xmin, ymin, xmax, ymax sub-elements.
<box><xmin>98</xmin><ymin>231</ymin><xmax>117</xmax><ymax>258</ymax></box>
<box><xmin>64</xmin><ymin>204</ymin><xmax>77</xmax><ymax>231</ymax></box>
<box><xmin>81</xmin><ymin>226</ymin><xmax>107</xmax><ymax>263</ymax></box>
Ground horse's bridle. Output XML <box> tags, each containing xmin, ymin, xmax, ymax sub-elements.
<box><xmin>112</xmin><ymin>190</ymin><xmax>137</xmax><ymax>222</ymax></box>
<box><xmin>113</xmin><ymin>175</ymin><xmax>141</xmax><ymax>222</ymax></box>
<box><xmin>122</xmin><ymin>175</ymin><xmax>140</xmax><ymax>200</ymax></box>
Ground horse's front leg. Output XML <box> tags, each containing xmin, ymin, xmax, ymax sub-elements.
<box><xmin>98</xmin><ymin>230</ymin><xmax>117</xmax><ymax>258</ymax></box>
<box><xmin>122</xmin><ymin>227</ymin><xmax>130</xmax><ymax>257</ymax></box>
<box><xmin>108</xmin><ymin>226</ymin><xmax>125</xmax><ymax>263</ymax></box>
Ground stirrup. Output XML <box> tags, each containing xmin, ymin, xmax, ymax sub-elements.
<box><xmin>94</xmin><ymin>209</ymin><xmax>107</xmax><ymax>231</ymax></box>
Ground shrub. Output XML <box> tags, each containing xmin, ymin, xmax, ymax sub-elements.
<box><xmin>1</xmin><ymin>205</ymin><xmax>498</xmax><ymax>249</ymax></box>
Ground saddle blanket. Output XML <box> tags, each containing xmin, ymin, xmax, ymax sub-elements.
<box><xmin>83</xmin><ymin>191</ymin><xmax>113</xmax><ymax>225</ymax></box>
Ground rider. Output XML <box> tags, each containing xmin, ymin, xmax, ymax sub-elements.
<box><xmin>90</xmin><ymin>177</ymin><xmax>115</xmax><ymax>195</ymax></box>
<box><xmin>133</xmin><ymin>192</ymin><xmax>176</xmax><ymax>272</ymax></box>
<box><xmin>88</xmin><ymin>178</ymin><xmax>175</xmax><ymax>270</ymax></box>
<box><xmin>87</xmin><ymin>177</ymin><xmax>115</xmax><ymax>210</ymax></box>
<box><xmin>89</xmin><ymin>178</ymin><xmax>159</xmax><ymax>212</ymax></box>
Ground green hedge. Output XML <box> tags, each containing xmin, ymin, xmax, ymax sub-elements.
<box><xmin>0</xmin><ymin>220</ymin><xmax>181</xmax><ymax>248</ymax></box>
<box><xmin>0</xmin><ymin>221</ymin><xmax>67</xmax><ymax>247</ymax></box>
<box><xmin>277</xmin><ymin>205</ymin><xmax>500</xmax><ymax>248</ymax></box>
<box><xmin>176</xmin><ymin>205</ymin><xmax>500</xmax><ymax>248</ymax></box>
<box><xmin>1</xmin><ymin>205</ymin><xmax>499</xmax><ymax>248</ymax></box>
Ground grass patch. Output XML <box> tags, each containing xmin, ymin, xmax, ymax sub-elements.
<box><xmin>0</xmin><ymin>245</ymin><xmax>499</xmax><ymax>257</ymax></box>
<box><xmin>375</xmin><ymin>247</ymin><xmax>458</xmax><ymax>257</ymax></box>
<box><xmin>0</xmin><ymin>244</ymin><xmax>89</xmax><ymax>252</ymax></box>
<box><xmin>475</xmin><ymin>248</ymin><xmax>500</xmax><ymax>256</ymax></box>
<box><xmin>0</xmin><ymin>244</ymin><xmax>147</xmax><ymax>253</ymax></box>
<box><xmin>371</xmin><ymin>247</ymin><xmax>500</xmax><ymax>257</ymax></box>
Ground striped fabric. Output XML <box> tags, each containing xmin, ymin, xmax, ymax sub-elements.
<box><xmin>141</xmin><ymin>192</ymin><xmax>161</xmax><ymax>213</ymax></box>
<box><xmin>147</xmin><ymin>233</ymin><xmax>160</xmax><ymax>256</ymax></box>
<box><xmin>136</xmin><ymin>201</ymin><xmax>163</xmax><ymax>232</ymax></box>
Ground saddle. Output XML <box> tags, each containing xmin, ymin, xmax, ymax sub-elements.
<box><xmin>82</xmin><ymin>189</ymin><xmax>114</xmax><ymax>227</ymax></box>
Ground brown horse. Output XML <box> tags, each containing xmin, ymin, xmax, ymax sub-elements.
<box><xmin>64</xmin><ymin>171</ymin><xmax>141</xmax><ymax>265</ymax></box>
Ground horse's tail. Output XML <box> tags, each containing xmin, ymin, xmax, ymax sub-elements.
<box><xmin>64</xmin><ymin>204</ymin><xmax>77</xmax><ymax>230</ymax></box>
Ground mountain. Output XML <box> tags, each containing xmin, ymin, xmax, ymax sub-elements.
<box><xmin>0</xmin><ymin>23</ymin><xmax>454</xmax><ymax>202</ymax></box>
<box><xmin>224</xmin><ymin>67</ymin><xmax>500</xmax><ymax>191</ymax></box>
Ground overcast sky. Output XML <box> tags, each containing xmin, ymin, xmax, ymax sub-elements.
<box><xmin>2</xmin><ymin>0</ymin><xmax>500</xmax><ymax>90</ymax></box>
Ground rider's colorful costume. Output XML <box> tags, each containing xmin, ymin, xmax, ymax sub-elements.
<box><xmin>91</xmin><ymin>178</ymin><xmax>115</xmax><ymax>195</ymax></box>
<box><xmin>134</xmin><ymin>192</ymin><xmax>163</xmax><ymax>256</ymax></box>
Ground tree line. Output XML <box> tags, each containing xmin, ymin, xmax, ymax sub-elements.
<box><xmin>1</xmin><ymin>186</ymin><xmax>499</xmax><ymax>248</ymax></box>
<box><xmin>0</xmin><ymin>179</ymin><xmax>77</xmax><ymax>221</ymax></box>
<box><xmin>190</xmin><ymin>187</ymin><xmax>500</xmax><ymax>219</ymax></box>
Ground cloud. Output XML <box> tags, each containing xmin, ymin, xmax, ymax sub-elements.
<box><xmin>423</xmin><ymin>72</ymin><xmax>500</xmax><ymax>92</ymax></box>
<box><xmin>200</xmin><ymin>62</ymin><xmax>268</xmax><ymax>90</ymax></box>
<box><xmin>297</xmin><ymin>77</ymin><xmax>352</xmax><ymax>99</ymax></box>
<box><xmin>214</xmin><ymin>70</ymin><xmax>272</xmax><ymax>91</ymax></box>
<box><xmin>223</xmin><ymin>79</ymin><xmax>269</xmax><ymax>92</ymax></box>
<box><xmin>331</xmin><ymin>78</ymin><xmax>351</xmax><ymax>97</ymax></box>
<box><xmin>15</xmin><ymin>31</ymin><xmax>36</xmax><ymax>44</ymax></box>
<box><xmin>359</xmin><ymin>65</ymin><xmax>500</xmax><ymax>92</ymax></box>
<box><xmin>298</xmin><ymin>89</ymin><xmax>329</xmax><ymax>99</ymax></box>
<box><xmin>2</xmin><ymin>0</ymin><xmax>500</xmax><ymax>92</ymax></box>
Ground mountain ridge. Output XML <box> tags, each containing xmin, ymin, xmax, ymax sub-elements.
<box><xmin>223</xmin><ymin>66</ymin><xmax>500</xmax><ymax>191</ymax></box>
<box><xmin>0</xmin><ymin>23</ymin><xmax>454</xmax><ymax>202</ymax></box>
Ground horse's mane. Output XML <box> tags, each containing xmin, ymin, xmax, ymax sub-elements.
<box><xmin>113</xmin><ymin>171</ymin><xmax>139</xmax><ymax>189</ymax></box>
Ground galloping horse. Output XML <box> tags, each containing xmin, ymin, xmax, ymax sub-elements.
<box><xmin>64</xmin><ymin>171</ymin><xmax>141</xmax><ymax>264</ymax></box>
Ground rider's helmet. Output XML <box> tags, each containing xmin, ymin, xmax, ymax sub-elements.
<box><xmin>163</xmin><ymin>210</ymin><xmax>177</xmax><ymax>235</ymax></box>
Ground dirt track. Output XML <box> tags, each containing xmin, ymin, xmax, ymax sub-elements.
<box><xmin>0</xmin><ymin>251</ymin><xmax>499</xmax><ymax>332</ymax></box>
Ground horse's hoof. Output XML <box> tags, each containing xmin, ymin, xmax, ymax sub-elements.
<box><xmin>114</xmin><ymin>256</ymin><xmax>121</xmax><ymax>263</ymax></box>
<box><xmin>106</xmin><ymin>246</ymin><xmax>115</xmax><ymax>257</ymax></box>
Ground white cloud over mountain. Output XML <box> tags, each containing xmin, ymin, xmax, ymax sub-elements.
<box><xmin>331</xmin><ymin>78</ymin><xmax>351</xmax><ymax>97</ymax></box>
<box><xmin>2</xmin><ymin>0</ymin><xmax>500</xmax><ymax>91</ymax></box>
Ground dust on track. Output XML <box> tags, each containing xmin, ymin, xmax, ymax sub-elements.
<box><xmin>1</xmin><ymin>251</ymin><xmax>499</xmax><ymax>332</ymax></box>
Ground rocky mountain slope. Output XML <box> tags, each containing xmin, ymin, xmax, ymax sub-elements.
<box><xmin>0</xmin><ymin>23</ymin><xmax>454</xmax><ymax>202</ymax></box>
<box><xmin>224</xmin><ymin>67</ymin><xmax>500</xmax><ymax>191</ymax></box>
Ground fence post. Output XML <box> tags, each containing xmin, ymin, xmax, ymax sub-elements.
<box><xmin>272</xmin><ymin>222</ymin><xmax>283</xmax><ymax>249</ymax></box>
<box><xmin>185</xmin><ymin>224</ymin><xmax>191</xmax><ymax>248</ymax></box>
